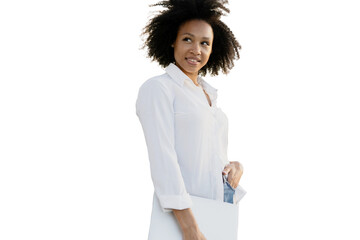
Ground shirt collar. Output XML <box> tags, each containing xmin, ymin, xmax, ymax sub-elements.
<box><xmin>165</xmin><ymin>63</ymin><xmax>218</xmax><ymax>99</ymax></box>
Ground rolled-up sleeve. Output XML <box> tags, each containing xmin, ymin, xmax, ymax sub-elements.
<box><xmin>136</xmin><ymin>79</ymin><xmax>192</xmax><ymax>212</ymax></box>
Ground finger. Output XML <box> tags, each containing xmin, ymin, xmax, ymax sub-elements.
<box><xmin>228</xmin><ymin>178</ymin><xmax>236</xmax><ymax>189</ymax></box>
<box><xmin>222</xmin><ymin>166</ymin><xmax>231</xmax><ymax>175</ymax></box>
<box><xmin>227</xmin><ymin>168</ymin><xmax>235</xmax><ymax>182</ymax></box>
<box><xmin>222</xmin><ymin>169</ymin><xmax>229</xmax><ymax>175</ymax></box>
<box><xmin>233</xmin><ymin>174</ymin><xmax>240</xmax><ymax>188</ymax></box>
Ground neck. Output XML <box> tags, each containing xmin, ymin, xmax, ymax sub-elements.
<box><xmin>175</xmin><ymin>63</ymin><xmax>199</xmax><ymax>85</ymax></box>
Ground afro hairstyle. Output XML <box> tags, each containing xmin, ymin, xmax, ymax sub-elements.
<box><xmin>142</xmin><ymin>0</ymin><xmax>241</xmax><ymax>76</ymax></box>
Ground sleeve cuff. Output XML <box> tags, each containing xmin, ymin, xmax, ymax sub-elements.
<box><xmin>156</xmin><ymin>193</ymin><xmax>193</xmax><ymax>213</ymax></box>
<box><xmin>234</xmin><ymin>184</ymin><xmax>247</xmax><ymax>204</ymax></box>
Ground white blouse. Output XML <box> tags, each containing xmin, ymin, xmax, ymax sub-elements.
<box><xmin>136</xmin><ymin>63</ymin><xmax>245</xmax><ymax>212</ymax></box>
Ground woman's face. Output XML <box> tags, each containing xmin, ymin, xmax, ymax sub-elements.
<box><xmin>172</xmin><ymin>19</ymin><xmax>214</xmax><ymax>80</ymax></box>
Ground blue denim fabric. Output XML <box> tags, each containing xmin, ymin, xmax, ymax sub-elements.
<box><xmin>223</xmin><ymin>174</ymin><xmax>235</xmax><ymax>204</ymax></box>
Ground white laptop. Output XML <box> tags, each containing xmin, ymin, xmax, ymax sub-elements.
<box><xmin>148</xmin><ymin>193</ymin><xmax>239</xmax><ymax>240</ymax></box>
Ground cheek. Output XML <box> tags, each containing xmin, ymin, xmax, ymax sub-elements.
<box><xmin>204</xmin><ymin>49</ymin><xmax>212</xmax><ymax>59</ymax></box>
<box><xmin>174</xmin><ymin>45</ymin><xmax>186</xmax><ymax>57</ymax></box>
<box><xmin>173</xmin><ymin>47</ymin><xmax>181</xmax><ymax>59</ymax></box>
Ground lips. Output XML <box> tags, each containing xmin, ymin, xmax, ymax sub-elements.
<box><xmin>186</xmin><ymin>57</ymin><xmax>201</xmax><ymax>65</ymax></box>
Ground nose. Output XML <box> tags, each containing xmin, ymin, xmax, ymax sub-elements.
<box><xmin>190</xmin><ymin>43</ymin><xmax>201</xmax><ymax>55</ymax></box>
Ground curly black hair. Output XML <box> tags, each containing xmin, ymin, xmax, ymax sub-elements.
<box><xmin>142</xmin><ymin>0</ymin><xmax>241</xmax><ymax>76</ymax></box>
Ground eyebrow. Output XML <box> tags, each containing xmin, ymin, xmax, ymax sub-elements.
<box><xmin>182</xmin><ymin>32</ymin><xmax>211</xmax><ymax>40</ymax></box>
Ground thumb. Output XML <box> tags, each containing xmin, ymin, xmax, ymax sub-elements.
<box><xmin>222</xmin><ymin>166</ymin><xmax>230</xmax><ymax>175</ymax></box>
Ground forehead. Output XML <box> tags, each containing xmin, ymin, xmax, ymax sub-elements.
<box><xmin>177</xmin><ymin>19</ymin><xmax>214</xmax><ymax>39</ymax></box>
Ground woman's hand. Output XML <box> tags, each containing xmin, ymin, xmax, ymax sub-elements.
<box><xmin>222</xmin><ymin>161</ymin><xmax>244</xmax><ymax>189</ymax></box>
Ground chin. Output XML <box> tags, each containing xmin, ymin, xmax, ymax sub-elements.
<box><xmin>184</xmin><ymin>64</ymin><xmax>203</xmax><ymax>73</ymax></box>
<box><xmin>176</xmin><ymin>61</ymin><xmax>203</xmax><ymax>75</ymax></box>
<box><xmin>185</xmin><ymin>67</ymin><xmax>200</xmax><ymax>73</ymax></box>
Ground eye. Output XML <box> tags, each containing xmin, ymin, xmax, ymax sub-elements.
<box><xmin>182</xmin><ymin>37</ymin><xmax>191</xmax><ymax>42</ymax></box>
<box><xmin>201</xmin><ymin>41</ymin><xmax>210</xmax><ymax>46</ymax></box>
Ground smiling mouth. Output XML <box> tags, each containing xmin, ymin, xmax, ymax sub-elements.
<box><xmin>186</xmin><ymin>58</ymin><xmax>201</xmax><ymax>65</ymax></box>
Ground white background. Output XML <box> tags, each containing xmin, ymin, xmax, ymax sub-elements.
<box><xmin>1</xmin><ymin>0</ymin><xmax>359</xmax><ymax>239</ymax></box>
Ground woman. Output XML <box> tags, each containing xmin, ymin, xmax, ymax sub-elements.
<box><xmin>136</xmin><ymin>0</ymin><xmax>246</xmax><ymax>239</ymax></box>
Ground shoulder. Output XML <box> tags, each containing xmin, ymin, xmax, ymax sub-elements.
<box><xmin>135</xmin><ymin>73</ymin><xmax>176</xmax><ymax>115</ymax></box>
<box><xmin>140</xmin><ymin>73</ymin><xmax>168</xmax><ymax>88</ymax></box>
<box><xmin>138</xmin><ymin>73</ymin><xmax>175</xmax><ymax>98</ymax></box>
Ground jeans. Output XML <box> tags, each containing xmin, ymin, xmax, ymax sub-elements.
<box><xmin>223</xmin><ymin>174</ymin><xmax>235</xmax><ymax>204</ymax></box>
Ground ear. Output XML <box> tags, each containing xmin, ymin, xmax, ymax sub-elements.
<box><xmin>171</xmin><ymin>44</ymin><xmax>174</xmax><ymax>48</ymax></box>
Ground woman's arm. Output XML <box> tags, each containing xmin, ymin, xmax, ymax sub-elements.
<box><xmin>136</xmin><ymin>79</ymin><xmax>192</xmax><ymax>210</ymax></box>
<box><xmin>136</xmin><ymin>78</ymin><xmax>209</xmax><ymax>234</ymax></box>
<box><xmin>173</xmin><ymin>208</ymin><xmax>206</xmax><ymax>240</ymax></box>
<box><xmin>136</xmin><ymin>79</ymin><xmax>206</xmax><ymax>238</ymax></box>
